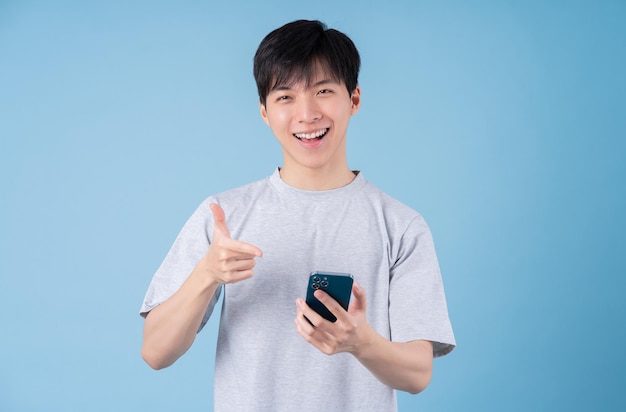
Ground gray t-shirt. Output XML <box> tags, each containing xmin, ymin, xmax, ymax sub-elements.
<box><xmin>140</xmin><ymin>169</ymin><xmax>455</xmax><ymax>412</ymax></box>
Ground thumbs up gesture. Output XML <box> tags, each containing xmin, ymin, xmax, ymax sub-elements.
<box><xmin>202</xmin><ymin>203</ymin><xmax>263</xmax><ymax>284</ymax></box>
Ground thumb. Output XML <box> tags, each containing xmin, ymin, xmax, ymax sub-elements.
<box><xmin>210</xmin><ymin>203</ymin><xmax>230</xmax><ymax>239</ymax></box>
<box><xmin>349</xmin><ymin>281</ymin><xmax>367</xmax><ymax>314</ymax></box>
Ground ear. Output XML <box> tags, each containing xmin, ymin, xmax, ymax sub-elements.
<box><xmin>350</xmin><ymin>86</ymin><xmax>361</xmax><ymax>115</ymax></box>
<box><xmin>259</xmin><ymin>101</ymin><xmax>270</xmax><ymax>126</ymax></box>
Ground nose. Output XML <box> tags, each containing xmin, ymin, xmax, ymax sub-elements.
<box><xmin>295</xmin><ymin>96</ymin><xmax>321</xmax><ymax>123</ymax></box>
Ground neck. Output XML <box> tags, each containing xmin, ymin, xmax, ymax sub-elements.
<box><xmin>278</xmin><ymin>166</ymin><xmax>356</xmax><ymax>191</ymax></box>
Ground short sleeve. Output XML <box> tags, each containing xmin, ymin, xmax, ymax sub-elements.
<box><xmin>388</xmin><ymin>216</ymin><xmax>456</xmax><ymax>357</ymax></box>
<box><xmin>139</xmin><ymin>198</ymin><xmax>222</xmax><ymax>331</ymax></box>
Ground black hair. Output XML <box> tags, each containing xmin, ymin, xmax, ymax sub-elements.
<box><xmin>253</xmin><ymin>20</ymin><xmax>360</xmax><ymax>106</ymax></box>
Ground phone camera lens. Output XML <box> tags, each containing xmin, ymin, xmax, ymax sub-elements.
<box><xmin>313</xmin><ymin>277</ymin><xmax>321</xmax><ymax>283</ymax></box>
<box><xmin>320</xmin><ymin>280</ymin><xmax>329</xmax><ymax>288</ymax></box>
<box><xmin>312</xmin><ymin>283</ymin><xmax>320</xmax><ymax>290</ymax></box>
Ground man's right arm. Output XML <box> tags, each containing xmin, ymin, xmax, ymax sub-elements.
<box><xmin>141</xmin><ymin>203</ymin><xmax>263</xmax><ymax>370</ymax></box>
<box><xmin>141</xmin><ymin>267</ymin><xmax>220</xmax><ymax>369</ymax></box>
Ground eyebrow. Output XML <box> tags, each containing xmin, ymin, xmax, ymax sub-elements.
<box><xmin>270</xmin><ymin>79</ymin><xmax>338</xmax><ymax>93</ymax></box>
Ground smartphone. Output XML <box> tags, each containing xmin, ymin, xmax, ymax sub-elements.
<box><xmin>305</xmin><ymin>271</ymin><xmax>354</xmax><ymax>322</ymax></box>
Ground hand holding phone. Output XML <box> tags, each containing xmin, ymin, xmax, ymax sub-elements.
<box><xmin>305</xmin><ymin>271</ymin><xmax>354</xmax><ymax>322</ymax></box>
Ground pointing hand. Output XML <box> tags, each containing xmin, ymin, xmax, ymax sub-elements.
<box><xmin>203</xmin><ymin>203</ymin><xmax>263</xmax><ymax>284</ymax></box>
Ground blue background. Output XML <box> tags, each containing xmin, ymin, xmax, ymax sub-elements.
<box><xmin>1</xmin><ymin>0</ymin><xmax>624</xmax><ymax>410</ymax></box>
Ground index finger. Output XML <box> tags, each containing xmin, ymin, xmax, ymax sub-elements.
<box><xmin>219</xmin><ymin>236</ymin><xmax>263</xmax><ymax>258</ymax></box>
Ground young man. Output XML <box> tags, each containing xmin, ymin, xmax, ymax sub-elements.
<box><xmin>140</xmin><ymin>20</ymin><xmax>455</xmax><ymax>412</ymax></box>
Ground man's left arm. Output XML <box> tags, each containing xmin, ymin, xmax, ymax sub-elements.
<box><xmin>294</xmin><ymin>281</ymin><xmax>434</xmax><ymax>394</ymax></box>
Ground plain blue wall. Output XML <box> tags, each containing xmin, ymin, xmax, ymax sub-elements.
<box><xmin>1</xmin><ymin>1</ymin><xmax>624</xmax><ymax>410</ymax></box>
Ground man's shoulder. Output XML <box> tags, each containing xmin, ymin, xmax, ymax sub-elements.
<box><xmin>356</xmin><ymin>178</ymin><xmax>434</xmax><ymax>240</ymax></box>
<box><xmin>360</xmin><ymin>178</ymin><xmax>421</xmax><ymax>218</ymax></box>
<box><xmin>215</xmin><ymin>175</ymin><xmax>271</xmax><ymax>198</ymax></box>
<box><xmin>197</xmin><ymin>173</ymin><xmax>275</xmax><ymax>213</ymax></box>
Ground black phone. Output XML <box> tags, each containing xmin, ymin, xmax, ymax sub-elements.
<box><xmin>305</xmin><ymin>271</ymin><xmax>354</xmax><ymax>322</ymax></box>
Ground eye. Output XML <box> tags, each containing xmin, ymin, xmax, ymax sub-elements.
<box><xmin>317</xmin><ymin>89</ymin><xmax>333</xmax><ymax>95</ymax></box>
<box><xmin>274</xmin><ymin>95</ymin><xmax>291</xmax><ymax>103</ymax></box>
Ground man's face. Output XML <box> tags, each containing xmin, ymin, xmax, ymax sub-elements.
<box><xmin>260</xmin><ymin>70</ymin><xmax>360</xmax><ymax>176</ymax></box>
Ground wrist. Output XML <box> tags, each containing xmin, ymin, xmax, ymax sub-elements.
<box><xmin>190</xmin><ymin>261</ymin><xmax>222</xmax><ymax>292</ymax></box>
<box><xmin>351</xmin><ymin>323</ymin><xmax>379</xmax><ymax>359</ymax></box>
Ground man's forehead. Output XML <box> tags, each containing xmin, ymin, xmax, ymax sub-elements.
<box><xmin>270</xmin><ymin>59</ymin><xmax>342</xmax><ymax>90</ymax></box>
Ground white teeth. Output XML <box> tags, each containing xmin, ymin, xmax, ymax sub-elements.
<box><xmin>295</xmin><ymin>128</ymin><xmax>328</xmax><ymax>139</ymax></box>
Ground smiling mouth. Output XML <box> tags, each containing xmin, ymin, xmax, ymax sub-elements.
<box><xmin>293</xmin><ymin>128</ymin><xmax>329</xmax><ymax>140</ymax></box>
